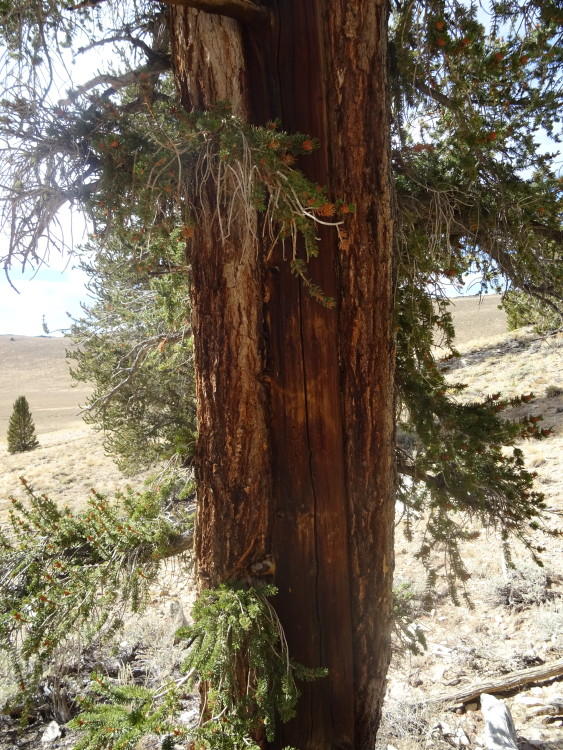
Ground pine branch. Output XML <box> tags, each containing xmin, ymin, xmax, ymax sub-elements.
<box><xmin>414</xmin><ymin>79</ymin><xmax>453</xmax><ymax>108</ymax></box>
<box><xmin>83</xmin><ymin>328</ymin><xmax>192</xmax><ymax>417</ymax></box>
<box><xmin>76</xmin><ymin>34</ymin><xmax>170</xmax><ymax>67</ymax></box>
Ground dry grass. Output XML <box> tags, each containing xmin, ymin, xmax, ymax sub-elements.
<box><xmin>447</xmin><ymin>293</ymin><xmax>508</xmax><ymax>347</ymax></box>
<box><xmin>0</xmin><ymin>335</ymin><xmax>152</xmax><ymax>520</ymax></box>
<box><xmin>0</xmin><ymin>335</ymin><xmax>90</xmax><ymax>436</ymax></box>
<box><xmin>389</xmin><ymin>318</ymin><xmax>563</xmax><ymax>748</ymax></box>
<box><xmin>442</xmin><ymin>327</ymin><xmax>563</xmax><ymax>508</ymax></box>
<box><xmin>0</xmin><ymin>426</ymin><xmax>152</xmax><ymax>521</ymax></box>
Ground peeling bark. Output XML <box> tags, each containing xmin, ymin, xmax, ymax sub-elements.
<box><xmin>169</xmin><ymin>2</ymin><xmax>395</xmax><ymax>748</ymax></box>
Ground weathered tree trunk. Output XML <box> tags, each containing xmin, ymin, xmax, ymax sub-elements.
<box><xmin>169</xmin><ymin>3</ymin><xmax>395</xmax><ymax>748</ymax></box>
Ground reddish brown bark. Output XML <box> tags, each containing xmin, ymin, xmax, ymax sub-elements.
<box><xmin>169</xmin><ymin>3</ymin><xmax>395</xmax><ymax>748</ymax></box>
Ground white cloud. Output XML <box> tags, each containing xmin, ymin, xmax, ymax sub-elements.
<box><xmin>0</xmin><ymin>264</ymin><xmax>89</xmax><ymax>337</ymax></box>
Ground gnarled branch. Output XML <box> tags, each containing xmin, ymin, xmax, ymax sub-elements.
<box><xmin>156</xmin><ymin>0</ymin><xmax>269</xmax><ymax>24</ymax></box>
<box><xmin>423</xmin><ymin>657</ymin><xmax>563</xmax><ymax>706</ymax></box>
<box><xmin>58</xmin><ymin>59</ymin><xmax>171</xmax><ymax>107</ymax></box>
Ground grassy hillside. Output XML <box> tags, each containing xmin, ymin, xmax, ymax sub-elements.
<box><xmin>446</xmin><ymin>293</ymin><xmax>508</xmax><ymax>346</ymax></box>
<box><xmin>0</xmin><ymin>335</ymin><xmax>148</xmax><ymax>520</ymax></box>
<box><xmin>0</xmin><ymin>335</ymin><xmax>90</xmax><ymax>437</ymax></box>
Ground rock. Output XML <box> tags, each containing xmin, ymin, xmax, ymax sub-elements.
<box><xmin>481</xmin><ymin>693</ymin><xmax>518</xmax><ymax>750</ymax></box>
<box><xmin>430</xmin><ymin>642</ymin><xmax>452</xmax><ymax>655</ymax></box>
<box><xmin>134</xmin><ymin>735</ymin><xmax>161</xmax><ymax>750</ymax></box>
<box><xmin>466</xmin><ymin>702</ymin><xmax>479</xmax><ymax>712</ymax></box>
<box><xmin>432</xmin><ymin>721</ymin><xmax>453</xmax><ymax>737</ymax></box>
<box><xmin>529</xmin><ymin>703</ymin><xmax>563</xmax><ymax>717</ymax></box>
<box><xmin>458</xmin><ymin>729</ymin><xmax>471</xmax><ymax>746</ymax></box>
<box><xmin>179</xmin><ymin>708</ymin><xmax>199</xmax><ymax>724</ymax></box>
<box><xmin>41</xmin><ymin>721</ymin><xmax>62</xmax><ymax>744</ymax></box>
<box><xmin>515</xmin><ymin>695</ymin><xmax>544</xmax><ymax>707</ymax></box>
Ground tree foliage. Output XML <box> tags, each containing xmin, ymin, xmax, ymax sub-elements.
<box><xmin>0</xmin><ymin>476</ymin><xmax>193</xmax><ymax>716</ymax></box>
<box><xmin>6</xmin><ymin>395</ymin><xmax>39</xmax><ymax>454</ymax></box>
<box><xmin>503</xmin><ymin>288</ymin><xmax>562</xmax><ymax>333</ymax></box>
<box><xmin>68</xmin><ymin>231</ymin><xmax>197</xmax><ymax>472</ymax></box>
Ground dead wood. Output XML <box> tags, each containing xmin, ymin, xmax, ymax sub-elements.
<box><xmin>423</xmin><ymin>657</ymin><xmax>563</xmax><ymax>706</ymax></box>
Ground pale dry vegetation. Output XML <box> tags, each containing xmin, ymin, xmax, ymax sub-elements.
<box><xmin>0</xmin><ymin>335</ymin><xmax>151</xmax><ymax>519</ymax></box>
<box><xmin>381</xmin><ymin>300</ymin><xmax>563</xmax><ymax>750</ymax></box>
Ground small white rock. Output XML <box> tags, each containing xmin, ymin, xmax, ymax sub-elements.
<box><xmin>515</xmin><ymin>695</ymin><xmax>544</xmax><ymax>707</ymax></box>
<box><xmin>455</xmin><ymin>728</ymin><xmax>471</xmax><ymax>746</ymax></box>
<box><xmin>178</xmin><ymin>708</ymin><xmax>199</xmax><ymax>724</ymax></box>
<box><xmin>41</xmin><ymin>721</ymin><xmax>62</xmax><ymax>744</ymax></box>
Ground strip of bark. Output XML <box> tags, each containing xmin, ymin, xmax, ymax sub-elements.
<box><xmin>424</xmin><ymin>658</ymin><xmax>563</xmax><ymax>706</ymax></box>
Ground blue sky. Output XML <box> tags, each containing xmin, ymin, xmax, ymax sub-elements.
<box><xmin>0</xmin><ymin>204</ymin><xmax>92</xmax><ymax>336</ymax></box>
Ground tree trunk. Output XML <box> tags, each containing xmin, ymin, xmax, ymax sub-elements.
<box><xmin>169</xmin><ymin>3</ymin><xmax>395</xmax><ymax>749</ymax></box>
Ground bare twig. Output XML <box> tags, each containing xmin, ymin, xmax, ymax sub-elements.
<box><xmin>58</xmin><ymin>60</ymin><xmax>171</xmax><ymax>107</ymax></box>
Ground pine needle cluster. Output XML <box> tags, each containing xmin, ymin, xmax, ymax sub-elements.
<box><xmin>177</xmin><ymin>583</ymin><xmax>326</xmax><ymax>749</ymax></box>
<box><xmin>69</xmin><ymin>677</ymin><xmax>181</xmax><ymax>750</ymax></box>
<box><xmin>503</xmin><ymin>289</ymin><xmax>563</xmax><ymax>334</ymax></box>
<box><xmin>396</xmin><ymin>288</ymin><xmax>554</xmax><ymax>602</ymax></box>
<box><xmin>64</xmin><ymin>584</ymin><xmax>321</xmax><ymax>750</ymax></box>
<box><xmin>0</xmin><ymin>477</ymin><xmax>193</xmax><ymax>715</ymax></box>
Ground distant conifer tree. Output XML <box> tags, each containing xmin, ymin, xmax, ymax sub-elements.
<box><xmin>7</xmin><ymin>396</ymin><xmax>39</xmax><ymax>454</ymax></box>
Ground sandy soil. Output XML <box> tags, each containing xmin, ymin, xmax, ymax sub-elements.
<box><xmin>447</xmin><ymin>294</ymin><xmax>508</xmax><ymax>347</ymax></box>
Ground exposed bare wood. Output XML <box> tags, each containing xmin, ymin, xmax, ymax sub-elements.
<box><xmin>158</xmin><ymin>0</ymin><xmax>268</xmax><ymax>24</ymax></box>
<box><xmin>424</xmin><ymin>657</ymin><xmax>563</xmax><ymax>706</ymax></box>
<box><xmin>160</xmin><ymin>529</ymin><xmax>194</xmax><ymax>558</ymax></box>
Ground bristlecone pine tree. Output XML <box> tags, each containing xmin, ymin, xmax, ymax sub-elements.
<box><xmin>0</xmin><ymin>0</ymin><xmax>561</xmax><ymax>748</ymax></box>
<box><xmin>6</xmin><ymin>396</ymin><xmax>39</xmax><ymax>454</ymax></box>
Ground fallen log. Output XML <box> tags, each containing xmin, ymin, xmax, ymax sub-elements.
<box><xmin>423</xmin><ymin>657</ymin><xmax>563</xmax><ymax>706</ymax></box>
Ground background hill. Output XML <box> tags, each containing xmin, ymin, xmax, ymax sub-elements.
<box><xmin>0</xmin><ymin>294</ymin><xmax>509</xmax><ymax>515</ymax></box>
<box><xmin>0</xmin><ymin>294</ymin><xmax>508</xmax><ymax>437</ymax></box>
